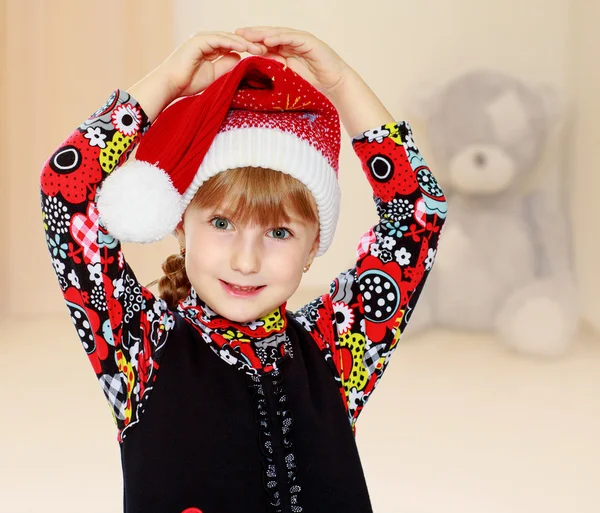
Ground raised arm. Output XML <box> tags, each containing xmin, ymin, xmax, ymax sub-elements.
<box><xmin>297</xmin><ymin>118</ymin><xmax>447</xmax><ymax>429</ymax></box>
<box><xmin>40</xmin><ymin>90</ymin><xmax>176</xmax><ymax>440</ymax></box>
<box><xmin>41</xmin><ymin>32</ymin><xmax>267</xmax><ymax>440</ymax></box>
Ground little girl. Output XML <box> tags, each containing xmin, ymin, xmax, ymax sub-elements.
<box><xmin>41</xmin><ymin>27</ymin><xmax>447</xmax><ymax>513</ymax></box>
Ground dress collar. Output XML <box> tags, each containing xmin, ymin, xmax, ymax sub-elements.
<box><xmin>176</xmin><ymin>287</ymin><xmax>292</xmax><ymax>374</ymax></box>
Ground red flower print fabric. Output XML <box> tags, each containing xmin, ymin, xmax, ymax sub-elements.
<box><xmin>40</xmin><ymin>90</ymin><xmax>175</xmax><ymax>441</ymax></box>
<box><xmin>292</xmin><ymin>121</ymin><xmax>447</xmax><ymax>430</ymax></box>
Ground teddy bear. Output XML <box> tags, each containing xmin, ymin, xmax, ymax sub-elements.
<box><xmin>402</xmin><ymin>70</ymin><xmax>583</xmax><ymax>357</ymax></box>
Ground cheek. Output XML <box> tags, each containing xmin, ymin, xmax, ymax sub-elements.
<box><xmin>187</xmin><ymin>250</ymin><xmax>219</xmax><ymax>272</ymax></box>
<box><xmin>184</xmin><ymin>238</ymin><xmax>221</xmax><ymax>279</ymax></box>
<box><xmin>264</xmin><ymin>243</ymin><xmax>307</xmax><ymax>276</ymax></box>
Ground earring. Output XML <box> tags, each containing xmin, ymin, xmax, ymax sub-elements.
<box><xmin>303</xmin><ymin>263</ymin><xmax>311</xmax><ymax>273</ymax></box>
<box><xmin>179</xmin><ymin>245</ymin><xmax>186</xmax><ymax>257</ymax></box>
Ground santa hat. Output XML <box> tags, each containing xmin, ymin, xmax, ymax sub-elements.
<box><xmin>96</xmin><ymin>56</ymin><xmax>341</xmax><ymax>256</ymax></box>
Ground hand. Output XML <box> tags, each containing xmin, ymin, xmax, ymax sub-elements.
<box><xmin>236</xmin><ymin>26</ymin><xmax>394</xmax><ymax>137</ymax></box>
<box><xmin>234</xmin><ymin>27</ymin><xmax>352</xmax><ymax>96</ymax></box>
<box><xmin>129</xmin><ymin>31</ymin><xmax>266</xmax><ymax>121</ymax></box>
<box><xmin>161</xmin><ymin>31</ymin><xmax>267</xmax><ymax>98</ymax></box>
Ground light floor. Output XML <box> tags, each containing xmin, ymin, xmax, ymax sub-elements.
<box><xmin>1</xmin><ymin>315</ymin><xmax>598</xmax><ymax>513</ymax></box>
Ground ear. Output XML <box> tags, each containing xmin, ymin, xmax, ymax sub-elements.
<box><xmin>405</xmin><ymin>78</ymin><xmax>445</xmax><ymax>121</ymax></box>
<box><xmin>306</xmin><ymin>233</ymin><xmax>320</xmax><ymax>267</ymax></box>
<box><xmin>175</xmin><ymin>219</ymin><xmax>185</xmax><ymax>247</ymax></box>
<box><xmin>536</xmin><ymin>83</ymin><xmax>570</xmax><ymax>135</ymax></box>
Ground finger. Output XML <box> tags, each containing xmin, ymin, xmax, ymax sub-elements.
<box><xmin>214</xmin><ymin>31</ymin><xmax>266</xmax><ymax>53</ymax></box>
<box><xmin>245</xmin><ymin>42</ymin><xmax>269</xmax><ymax>55</ymax></box>
<box><xmin>261</xmin><ymin>52</ymin><xmax>287</xmax><ymax>66</ymax></box>
<box><xmin>192</xmin><ymin>33</ymin><xmax>262</xmax><ymax>56</ymax></box>
<box><xmin>237</xmin><ymin>29</ymin><xmax>312</xmax><ymax>51</ymax></box>
<box><xmin>213</xmin><ymin>52</ymin><xmax>242</xmax><ymax>79</ymax></box>
<box><xmin>208</xmin><ymin>41</ymin><xmax>266</xmax><ymax>58</ymax></box>
<box><xmin>200</xmin><ymin>38</ymin><xmax>247</xmax><ymax>56</ymax></box>
<box><xmin>263</xmin><ymin>34</ymin><xmax>309</xmax><ymax>49</ymax></box>
<box><xmin>201</xmin><ymin>38</ymin><xmax>257</xmax><ymax>60</ymax></box>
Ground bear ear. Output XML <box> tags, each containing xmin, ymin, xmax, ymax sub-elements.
<box><xmin>536</xmin><ymin>83</ymin><xmax>570</xmax><ymax>133</ymax></box>
<box><xmin>405</xmin><ymin>78</ymin><xmax>444</xmax><ymax>121</ymax></box>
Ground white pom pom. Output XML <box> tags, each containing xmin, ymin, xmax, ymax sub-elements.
<box><xmin>96</xmin><ymin>160</ymin><xmax>185</xmax><ymax>243</ymax></box>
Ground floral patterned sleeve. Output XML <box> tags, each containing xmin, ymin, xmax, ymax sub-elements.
<box><xmin>294</xmin><ymin>121</ymin><xmax>447</xmax><ymax>430</ymax></box>
<box><xmin>40</xmin><ymin>90</ymin><xmax>175</xmax><ymax>441</ymax></box>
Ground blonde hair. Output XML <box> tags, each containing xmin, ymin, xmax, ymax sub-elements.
<box><xmin>148</xmin><ymin>167</ymin><xmax>318</xmax><ymax>309</ymax></box>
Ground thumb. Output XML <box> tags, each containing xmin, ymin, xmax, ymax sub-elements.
<box><xmin>213</xmin><ymin>52</ymin><xmax>242</xmax><ymax>80</ymax></box>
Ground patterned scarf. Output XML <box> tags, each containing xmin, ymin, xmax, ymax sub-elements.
<box><xmin>176</xmin><ymin>287</ymin><xmax>293</xmax><ymax>375</ymax></box>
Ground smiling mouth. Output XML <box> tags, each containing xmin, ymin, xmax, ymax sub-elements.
<box><xmin>220</xmin><ymin>280</ymin><xmax>266</xmax><ymax>297</ymax></box>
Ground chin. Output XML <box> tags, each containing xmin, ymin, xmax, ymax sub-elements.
<box><xmin>211</xmin><ymin>302</ymin><xmax>270</xmax><ymax>324</ymax></box>
<box><xmin>217</xmin><ymin>306</ymin><xmax>253</xmax><ymax>323</ymax></box>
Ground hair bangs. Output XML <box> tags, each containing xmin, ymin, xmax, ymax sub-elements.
<box><xmin>189</xmin><ymin>167</ymin><xmax>319</xmax><ymax>227</ymax></box>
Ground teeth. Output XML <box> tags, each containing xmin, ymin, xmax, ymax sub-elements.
<box><xmin>230</xmin><ymin>284</ymin><xmax>258</xmax><ymax>291</ymax></box>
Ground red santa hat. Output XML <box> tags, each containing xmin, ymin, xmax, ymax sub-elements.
<box><xmin>96</xmin><ymin>56</ymin><xmax>341</xmax><ymax>256</ymax></box>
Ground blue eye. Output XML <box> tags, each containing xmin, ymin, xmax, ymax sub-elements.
<box><xmin>211</xmin><ymin>217</ymin><xmax>231</xmax><ymax>230</ymax></box>
<box><xmin>269</xmin><ymin>228</ymin><xmax>291</xmax><ymax>240</ymax></box>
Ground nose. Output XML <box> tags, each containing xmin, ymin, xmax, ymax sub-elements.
<box><xmin>230</xmin><ymin>233</ymin><xmax>262</xmax><ymax>275</ymax></box>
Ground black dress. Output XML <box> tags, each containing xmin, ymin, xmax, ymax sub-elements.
<box><xmin>120</xmin><ymin>312</ymin><xmax>373</xmax><ymax>513</ymax></box>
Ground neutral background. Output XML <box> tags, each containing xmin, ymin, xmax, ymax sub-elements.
<box><xmin>1</xmin><ymin>0</ymin><xmax>599</xmax><ymax>512</ymax></box>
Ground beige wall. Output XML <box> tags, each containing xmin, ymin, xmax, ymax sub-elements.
<box><xmin>1</xmin><ymin>0</ymin><xmax>175</xmax><ymax>318</ymax></box>
<box><xmin>0</xmin><ymin>0</ymin><xmax>7</xmax><ymax>314</ymax></box>
<box><xmin>570</xmin><ymin>0</ymin><xmax>600</xmax><ymax>329</ymax></box>
<box><xmin>1</xmin><ymin>0</ymin><xmax>11</xmax><ymax>315</ymax></box>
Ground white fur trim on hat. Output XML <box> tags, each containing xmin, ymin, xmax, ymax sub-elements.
<box><xmin>96</xmin><ymin>160</ymin><xmax>185</xmax><ymax>243</ymax></box>
<box><xmin>182</xmin><ymin>128</ymin><xmax>341</xmax><ymax>256</ymax></box>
